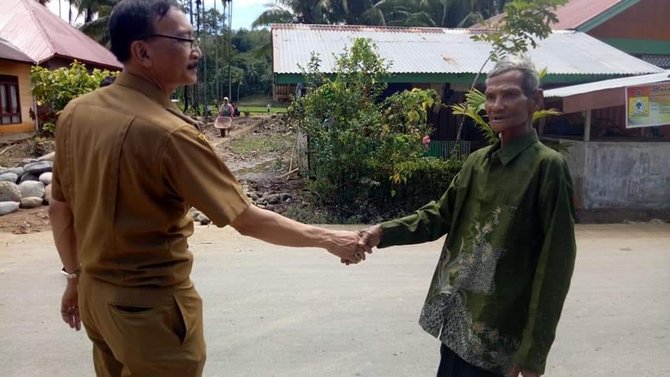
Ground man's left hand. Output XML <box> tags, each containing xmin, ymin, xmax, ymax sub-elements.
<box><xmin>509</xmin><ymin>365</ymin><xmax>540</xmax><ymax>377</ymax></box>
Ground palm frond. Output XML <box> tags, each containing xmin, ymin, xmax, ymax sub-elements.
<box><xmin>252</xmin><ymin>9</ymin><xmax>295</xmax><ymax>28</ymax></box>
<box><xmin>532</xmin><ymin>108</ymin><xmax>561</xmax><ymax>123</ymax></box>
<box><xmin>79</xmin><ymin>16</ymin><xmax>110</xmax><ymax>45</ymax></box>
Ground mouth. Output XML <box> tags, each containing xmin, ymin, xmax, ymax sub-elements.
<box><xmin>489</xmin><ymin>115</ymin><xmax>509</xmax><ymax>123</ymax></box>
<box><xmin>187</xmin><ymin>63</ymin><xmax>199</xmax><ymax>71</ymax></box>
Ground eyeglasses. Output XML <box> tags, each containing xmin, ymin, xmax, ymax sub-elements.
<box><xmin>143</xmin><ymin>34</ymin><xmax>200</xmax><ymax>50</ymax></box>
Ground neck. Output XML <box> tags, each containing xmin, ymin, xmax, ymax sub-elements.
<box><xmin>124</xmin><ymin>66</ymin><xmax>176</xmax><ymax>98</ymax></box>
<box><xmin>500</xmin><ymin>123</ymin><xmax>532</xmax><ymax>147</ymax></box>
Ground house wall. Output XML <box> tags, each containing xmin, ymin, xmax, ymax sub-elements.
<box><xmin>0</xmin><ymin>60</ymin><xmax>35</xmax><ymax>135</ymax></box>
<box><xmin>560</xmin><ymin>139</ymin><xmax>670</xmax><ymax>210</ymax></box>
<box><xmin>590</xmin><ymin>0</ymin><xmax>670</xmax><ymax>41</ymax></box>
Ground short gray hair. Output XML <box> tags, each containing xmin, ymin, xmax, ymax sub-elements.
<box><xmin>486</xmin><ymin>56</ymin><xmax>539</xmax><ymax>97</ymax></box>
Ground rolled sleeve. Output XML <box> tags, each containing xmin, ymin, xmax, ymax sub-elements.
<box><xmin>161</xmin><ymin>127</ymin><xmax>250</xmax><ymax>227</ymax></box>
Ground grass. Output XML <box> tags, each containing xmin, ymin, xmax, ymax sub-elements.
<box><xmin>238</xmin><ymin>105</ymin><xmax>288</xmax><ymax>114</ymax></box>
<box><xmin>237</xmin><ymin>94</ymin><xmax>289</xmax><ymax>114</ymax></box>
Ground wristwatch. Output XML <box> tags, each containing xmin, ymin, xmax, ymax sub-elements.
<box><xmin>61</xmin><ymin>267</ymin><xmax>81</xmax><ymax>279</ymax></box>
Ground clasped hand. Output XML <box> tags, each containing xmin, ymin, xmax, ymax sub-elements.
<box><xmin>327</xmin><ymin>225</ymin><xmax>382</xmax><ymax>265</ymax></box>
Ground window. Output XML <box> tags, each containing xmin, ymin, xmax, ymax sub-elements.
<box><xmin>0</xmin><ymin>75</ymin><xmax>22</xmax><ymax>125</ymax></box>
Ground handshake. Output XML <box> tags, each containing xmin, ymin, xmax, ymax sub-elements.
<box><xmin>326</xmin><ymin>225</ymin><xmax>382</xmax><ymax>265</ymax></box>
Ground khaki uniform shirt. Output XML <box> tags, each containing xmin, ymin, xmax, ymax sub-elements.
<box><xmin>52</xmin><ymin>72</ymin><xmax>250</xmax><ymax>288</ymax></box>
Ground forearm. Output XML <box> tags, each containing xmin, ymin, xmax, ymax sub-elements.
<box><xmin>49</xmin><ymin>198</ymin><xmax>78</xmax><ymax>272</ymax></box>
<box><xmin>231</xmin><ymin>205</ymin><xmax>340</xmax><ymax>250</ymax></box>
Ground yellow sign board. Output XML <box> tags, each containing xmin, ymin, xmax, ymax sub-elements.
<box><xmin>626</xmin><ymin>82</ymin><xmax>670</xmax><ymax>128</ymax></box>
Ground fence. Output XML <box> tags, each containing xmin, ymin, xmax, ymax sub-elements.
<box><xmin>298</xmin><ymin>134</ymin><xmax>471</xmax><ymax>176</ymax></box>
<box><xmin>426</xmin><ymin>140</ymin><xmax>472</xmax><ymax>160</ymax></box>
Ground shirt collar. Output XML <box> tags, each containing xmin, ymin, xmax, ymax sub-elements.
<box><xmin>488</xmin><ymin>130</ymin><xmax>539</xmax><ymax>166</ymax></box>
<box><xmin>114</xmin><ymin>71</ymin><xmax>180</xmax><ymax>112</ymax></box>
<box><xmin>113</xmin><ymin>71</ymin><xmax>201</xmax><ymax>131</ymax></box>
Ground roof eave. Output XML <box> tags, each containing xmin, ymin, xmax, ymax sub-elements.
<box><xmin>578</xmin><ymin>0</ymin><xmax>641</xmax><ymax>32</ymax></box>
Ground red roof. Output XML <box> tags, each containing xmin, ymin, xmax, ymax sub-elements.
<box><xmin>0</xmin><ymin>0</ymin><xmax>121</xmax><ymax>69</ymax></box>
<box><xmin>473</xmin><ymin>0</ymin><xmax>625</xmax><ymax>30</ymax></box>
<box><xmin>552</xmin><ymin>0</ymin><xmax>622</xmax><ymax>29</ymax></box>
<box><xmin>0</xmin><ymin>37</ymin><xmax>32</xmax><ymax>63</ymax></box>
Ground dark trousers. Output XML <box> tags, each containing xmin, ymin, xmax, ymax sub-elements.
<box><xmin>437</xmin><ymin>344</ymin><xmax>503</xmax><ymax>377</ymax></box>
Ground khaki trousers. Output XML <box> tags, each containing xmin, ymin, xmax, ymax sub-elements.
<box><xmin>78</xmin><ymin>274</ymin><xmax>206</xmax><ymax>377</ymax></box>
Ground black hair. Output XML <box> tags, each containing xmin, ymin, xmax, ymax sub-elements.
<box><xmin>108</xmin><ymin>0</ymin><xmax>180</xmax><ymax>63</ymax></box>
<box><xmin>99</xmin><ymin>76</ymin><xmax>116</xmax><ymax>87</ymax></box>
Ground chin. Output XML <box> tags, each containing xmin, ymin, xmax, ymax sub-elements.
<box><xmin>489</xmin><ymin>123</ymin><xmax>508</xmax><ymax>133</ymax></box>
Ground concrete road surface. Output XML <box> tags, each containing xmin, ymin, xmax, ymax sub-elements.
<box><xmin>0</xmin><ymin>223</ymin><xmax>668</xmax><ymax>377</ymax></box>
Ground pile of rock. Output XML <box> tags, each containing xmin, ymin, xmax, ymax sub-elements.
<box><xmin>0</xmin><ymin>152</ymin><xmax>54</xmax><ymax>216</ymax></box>
<box><xmin>189</xmin><ymin>181</ymin><xmax>294</xmax><ymax>225</ymax></box>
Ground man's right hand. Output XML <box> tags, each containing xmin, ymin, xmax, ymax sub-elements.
<box><xmin>358</xmin><ymin>224</ymin><xmax>382</xmax><ymax>250</ymax></box>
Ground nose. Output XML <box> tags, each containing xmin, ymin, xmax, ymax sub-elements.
<box><xmin>488</xmin><ymin>96</ymin><xmax>505</xmax><ymax>112</ymax></box>
<box><xmin>191</xmin><ymin>45</ymin><xmax>202</xmax><ymax>59</ymax></box>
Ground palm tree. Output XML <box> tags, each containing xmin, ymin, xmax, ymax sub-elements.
<box><xmin>252</xmin><ymin>0</ymin><xmax>332</xmax><ymax>27</ymax></box>
<box><xmin>77</xmin><ymin>0</ymin><xmax>118</xmax><ymax>44</ymax></box>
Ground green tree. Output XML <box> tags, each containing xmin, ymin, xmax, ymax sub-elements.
<box><xmin>291</xmin><ymin>38</ymin><xmax>460</xmax><ymax>220</ymax></box>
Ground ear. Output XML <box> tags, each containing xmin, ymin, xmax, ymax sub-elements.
<box><xmin>531</xmin><ymin>88</ymin><xmax>544</xmax><ymax>111</ymax></box>
<box><xmin>129</xmin><ymin>40</ymin><xmax>153</xmax><ymax>68</ymax></box>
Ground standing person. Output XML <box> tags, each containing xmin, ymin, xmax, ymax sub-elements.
<box><xmin>359</xmin><ymin>56</ymin><xmax>576</xmax><ymax>377</ymax></box>
<box><xmin>49</xmin><ymin>1</ymin><xmax>367</xmax><ymax>376</ymax></box>
<box><xmin>216</xmin><ymin>96</ymin><xmax>234</xmax><ymax>137</ymax></box>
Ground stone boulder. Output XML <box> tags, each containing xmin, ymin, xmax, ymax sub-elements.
<box><xmin>20</xmin><ymin>197</ymin><xmax>43</xmax><ymax>209</ymax></box>
<box><xmin>0</xmin><ymin>201</ymin><xmax>20</xmax><ymax>216</ymax></box>
<box><xmin>44</xmin><ymin>184</ymin><xmax>52</xmax><ymax>204</ymax></box>
<box><xmin>18</xmin><ymin>172</ymin><xmax>39</xmax><ymax>183</ymax></box>
<box><xmin>0</xmin><ymin>167</ymin><xmax>24</xmax><ymax>176</ymax></box>
<box><xmin>39</xmin><ymin>172</ymin><xmax>53</xmax><ymax>185</ymax></box>
<box><xmin>0</xmin><ymin>181</ymin><xmax>21</xmax><ymax>202</ymax></box>
<box><xmin>0</xmin><ymin>172</ymin><xmax>18</xmax><ymax>183</ymax></box>
<box><xmin>23</xmin><ymin>161</ymin><xmax>53</xmax><ymax>176</ymax></box>
<box><xmin>19</xmin><ymin>181</ymin><xmax>45</xmax><ymax>199</ymax></box>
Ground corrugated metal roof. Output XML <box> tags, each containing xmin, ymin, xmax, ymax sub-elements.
<box><xmin>272</xmin><ymin>24</ymin><xmax>663</xmax><ymax>77</ymax></box>
<box><xmin>544</xmin><ymin>70</ymin><xmax>670</xmax><ymax>98</ymax></box>
<box><xmin>0</xmin><ymin>0</ymin><xmax>121</xmax><ymax>69</ymax></box>
<box><xmin>0</xmin><ymin>37</ymin><xmax>33</xmax><ymax>63</ymax></box>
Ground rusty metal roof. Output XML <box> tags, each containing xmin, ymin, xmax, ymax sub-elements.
<box><xmin>272</xmin><ymin>24</ymin><xmax>663</xmax><ymax>77</ymax></box>
<box><xmin>0</xmin><ymin>0</ymin><xmax>121</xmax><ymax>69</ymax></box>
<box><xmin>551</xmin><ymin>0</ymin><xmax>627</xmax><ymax>30</ymax></box>
<box><xmin>473</xmin><ymin>0</ymin><xmax>632</xmax><ymax>30</ymax></box>
<box><xmin>0</xmin><ymin>37</ymin><xmax>32</xmax><ymax>63</ymax></box>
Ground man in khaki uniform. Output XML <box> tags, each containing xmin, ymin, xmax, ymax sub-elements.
<box><xmin>49</xmin><ymin>1</ymin><xmax>366</xmax><ymax>376</ymax></box>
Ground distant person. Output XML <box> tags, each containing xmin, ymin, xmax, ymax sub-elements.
<box><xmin>50</xmin><ymin>1</ymin><xmax>369</xmax><ymax>376</ymax></box>
<box><xmin>216</xmin><ymin>96</ymin><xmax>235</xmax><ymax>136</ymax></box>
<box><xmin>358</xmin><ymin>56</ymin><xmax>576</xmax><ymax>377</ymax></box>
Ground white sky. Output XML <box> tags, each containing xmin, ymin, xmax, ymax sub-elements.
<box><xmin>46</xmin><ymin>0</ymin><xmax>269</xmax><ymax>30</ymax></box>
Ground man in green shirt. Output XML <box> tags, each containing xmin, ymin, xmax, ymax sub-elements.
<box><xmin>360</xmin><ymin>56</ymin><xmax>576</xmax><ymax>377</ymax></box>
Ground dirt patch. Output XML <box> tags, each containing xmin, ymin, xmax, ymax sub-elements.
<box><xmin>0</xmin><ymin>137</ymin><xmax>54</xmax><ymax>168</ymax></box>
<box><xmin>0</xmin><ymin>207</ymin><xmax>50</xmax><ymax>234</ymax></box>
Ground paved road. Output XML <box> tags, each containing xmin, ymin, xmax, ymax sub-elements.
<box><xmin>1</xmin><ymin>223</ymin><xmax>668</xmax><ymax>377</ymax></box>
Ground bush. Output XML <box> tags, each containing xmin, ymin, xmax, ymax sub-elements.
<box><xmin>290</xmin><ymin>38</ymin><xmax>463</xmax><ymax>222</ymax></box>
<box><xmin>31</xmin><ymin>61</ymin><xmax>117</xmax><ymax>136</ymax></box>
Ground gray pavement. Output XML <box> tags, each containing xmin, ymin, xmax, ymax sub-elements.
<box><xmin>0</xmin><ymin>223</ymin><xmax>668</xmax><ymax>377</ymax></box>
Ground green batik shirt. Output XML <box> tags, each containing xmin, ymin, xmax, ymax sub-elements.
<box><xmin>379</xmin><ymin>131</ymin><xmax>576</xmax><ymax>375</ymax></box>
